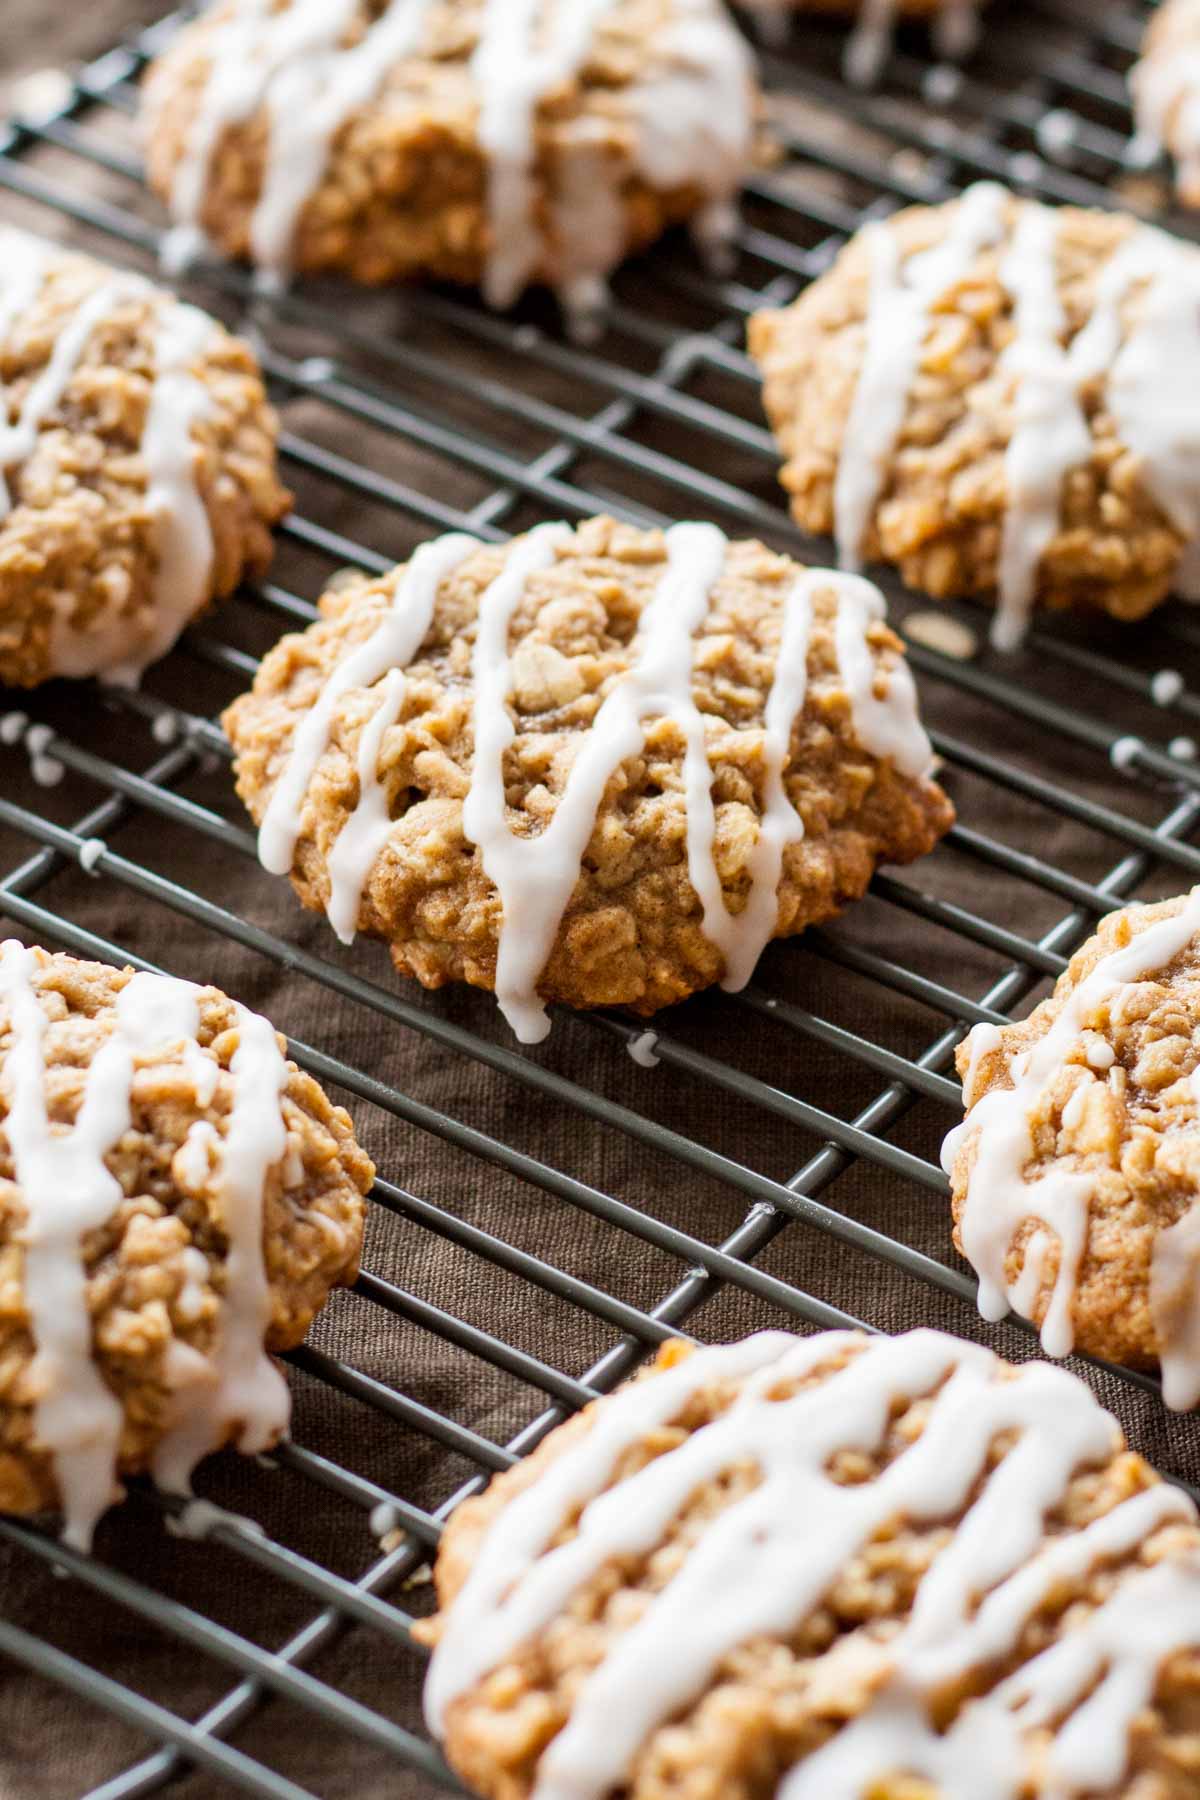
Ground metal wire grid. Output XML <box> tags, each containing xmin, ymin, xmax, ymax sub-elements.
<box><xmin>0</xmin><ymin>1</ymin><xmax>1198</xmax><ymax>1794</ymax></box>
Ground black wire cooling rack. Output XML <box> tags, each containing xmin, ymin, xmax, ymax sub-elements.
<box><xmin>1</xmin><ymin>2</ymin><xmax>1199</xmax><ymax>1795</ymax></box>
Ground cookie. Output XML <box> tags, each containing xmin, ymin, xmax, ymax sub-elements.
<box><xmin>748</xmin><ymin>0</ymin><xmax>983</xmax><ymax>85</ymax></box>
<box><xmin>749</xmin><ymin>184</ymin><xmax>1200</xmax><ymax>650</ymax></box>
<box><xmin>944</xmin><ymin>888</ymin><xmax>1200</xmax><ymax>1408</ymax></box>
<box><xmin>141</xmin><ymin>0</ymin><xmax>759</xmax><ymax>334</ymax></box>
<box><xmin>420</xmin><ymin>1326</ymin><xmax>1200</xmax><ymax>1799</ymax></box>
<box><xmin>222</xmin><ymin>516</ymin><xmax>953</xmax><ymax>1042</ymax></box>
<box><xmin>0</xmin><ymin>943</ymin><xmax>373</xmax><ymax>1546</ymax></box>
<box><xmin>0</xmin><ymin>227</ymin><xmax>288</xmax><ymax>689</ymax></box>
<box><xmin>1131</xmin><ymin>0</ymin><xmax>1200</xmax><ymax>206</ymax></box>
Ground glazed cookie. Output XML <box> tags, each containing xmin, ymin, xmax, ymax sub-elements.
<box><xmin>222</xmin><ymin>516</ymin><xmax>953</xmax><ymax>1042</ymax></box>
<box><xmin>0</xmin><ymin>227</ymin><xmax>289</xmax><ymax>688</ymax></box>
<box><xmin>944</xmin><ymin>889</ymin><xmax>1200</xmax><ymax>1407</ymax></box>
<box><xmin>420</xmin><ymin>1326</ymin><xmax>1200</xmax><ymax>1799</ymax></box>
<box><xmin>0</xmin><ymin>943</ymin><xmax>373</xmax><ymax>1546</ymax></box>
<box><xmin>748</xmin><ymin>0</ymin><xmax>983</xmax><ymax>85</ymax></box>
<box><xmin>1131</xmin><ymin>0</ymin><xmax>1200</xmax><ymax>206</ymax></box>
<box><xmin>750</xmin><ymin>184</ymin><xmax>1200</xmax><ymax>650</ymax></box>
<box><xmin>141</xmin><ymin>0</ymin><xmax>758</xmax><ymax>332</ymax></box>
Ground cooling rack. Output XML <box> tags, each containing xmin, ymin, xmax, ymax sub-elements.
<box><xmin>0</xmin><ymin>1</ymin><xmax>1198</xmax><ymax>1795</ymax></box>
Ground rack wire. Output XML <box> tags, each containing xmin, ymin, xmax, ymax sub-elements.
<box><xmin>0</xmin><ymin>1</ymin><xmax>1198</xmax><ymax>1794</ymax></box>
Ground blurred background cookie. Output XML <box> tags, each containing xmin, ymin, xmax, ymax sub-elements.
<box><xmin>141</xmin><ymin>0</ymin><xmax>761</xmax><ymax>336</ymax></box>
<box><xmin>0</xmin><ymin>227</ymin><xmax>289</xmax><ymax>687</ymax></box>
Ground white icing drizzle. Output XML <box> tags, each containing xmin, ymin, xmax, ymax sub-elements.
<box><xmin>0</xmin><ymin>227</ymin><xmax>218</xmax><ymax>682</ymax></box>
<box><xmin>838</xmin><ymin>187</ymin><xmax>1200</xmax><ymax>648</ymax></box>
<box><xmin>472</xmin><ymin>0</ymin><xmax>619</xmax><ymax>311</ymax></box>
<box><xmin>425</xmin><ymin>1327</ymin><xmax>1200</xmax><ymax>1798</ymax></box>
<box><xmin>942</xmin><ymin>887</ymin><xmax>1200</xmax><ymax>1401</ymax></box>
<box><xmin>261</xmin><ymin>527</ymin><xmax>932</xmax><ymax>1043</ymax></box>
<box><xmin>157</xmin><ymin>0</ymin><xmax>753</xmax><ymax>323</ymax></box>
<box><xmin>993</xmin><ymin>202</ymin><xmax>1091</xmax><ymax>652</ymax></box>
<box><xmin>834</xmin><ymin>182</ymin><xmax>1008</xmax><ymax>576</ymax></box>
<box><xmin>0</xmin><ymin>946</ymin><xmax>293</xmax><ymax>1546</ymax></box>
<box><xmin>257</xmin><ymin>532</ymin><xmax>480</xmax><ymax>881</ymax></box>
<box><xmin>152</xmin><ymin>1003</ymin><xmax>291</xmax><ymax>1492</ymax></box>
<box><xmin>0</xmin><ymin>274</ymin><xmax>135</xmax><ymax>516</ymax></box>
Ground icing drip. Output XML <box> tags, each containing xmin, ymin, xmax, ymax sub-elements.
<box><xmin>942</xmin><ymin>887</ymin><xmax>1200</xmax><ymax>1399</ymax></box>
<box><xmin>0</xmin><ymin>946</ymin><xmax>292</xmax><ymax>1546</ymax></box>
<box><xmin>839</xmin><ymin>188</ymin><xmax>1200</xmax><ymax>647</ymax></box>
<box><xmin>0</xmin><ymin>228</ymin><xmax>218</xmax><ymax>681</ymax></box>
<box><xmin>262</xmin><ymin>528</ymin><xmax>931</xmax><ymax>1042</ymax></box>
<box><xmin>158</xmin><ymin>0</ymin><xmax>753</xmax><ymax>321</ymax></box>
<box><xmin>830</xmin><ymin>572</ymin><xmax>934</xmax><ymax>779</ymax></box>
<box><xmin>257</xmin><ymin>533</ymin><xmax>480</xmax><ymax>880</ymax></box>
<box><xmin>425</xmin><ymin>1327</ymin><xmax>1199</xmax><ymax>1798</ymax></box>
<box><xmin>471</xmin><ymin>0</ymin><xmax>620</xmax><ymax>311</ymax></box>
<box><xmin>835</xmin><ymin>182</ymin><xmax>1008</xmax><ymax>576</ymax></box>
<box><xmin>152</xmin><ymin>1005</ymin><xmax>291</xmax><ymax>1492</ymax></box>
<box><xmin>994</xmin><ymin>203</ymin><xmax>1091</xmax><ymax>652</ymax></box>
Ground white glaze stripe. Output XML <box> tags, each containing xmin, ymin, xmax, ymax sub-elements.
<box><xmin>943</xmin><ymin>885</ymin><xmax>1200</xmax><ymax>1402</ymax></box>
<box><xmin>326</xmin><ymin>667</ymin><xmax>408</xmax><ymax>943</ymax></box>
<box><xmin>0</xmin><ymin>277</ymin><xmax>139</xmax><ymax>516</ymax></box>
<box><xmin>248</xmin><ymin>0</ymin><xmax>435</xmax><ymax>274</ymax></box>
<box><xmin>152</xmin><ymin>1005</ymin><xmax>291</xmax><ymax>1492</ymax></box>
<box><xmin>471</xmin><ymin>0</ymin><xmax>618</xmax><ymax>311</ymax></box>
<box><xmin>257</xmin><ymin>532</ymin><xmax>480</xmax><ymax>879</ymax></box>
<box><xmin>835</xmin><ymin>181</ymin><xmax>1008</xmax><ymax>575</ymax></box>
<box><xmin>425</xmin><ymin>1327</ymin><xmax>1196</xmax><ymax>1798</ymax></box>
<box><xmin>994</xmin><ymin>203</ymin><xmax>1088</xmax><ymax>651</ymax></box>
<box><xmin>0</xmin><ymin>944</ymin><xmax>293</xmax><ymax>1546</ymax></box>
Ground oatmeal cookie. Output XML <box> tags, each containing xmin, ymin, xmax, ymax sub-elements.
<box><xmin>141</xmin><ymin>0</ymin><xmax>758</xmax><ymax>333</ymax></box>
<box><xmin>222</xmin><ymin>516</ymin><xmax>953</xmax><ymax>1042</ymax></box>
<box><xmin>749</xmin><ymin>184</ymin><xmax>1200</xmax><ymax>650</ymax></box>
<box><xmin>1131</xmin><ymin>0</ymin><xmax>1200</xmax><ymax>206</ymax></box>
<box><xmin>0</xmin><ymin>227</ymin><xmax>289</xmax><ymax>688</ymax></box>
<box><xmin>420</xmin><ymin>1326</ymin><xmax>1200</xmax><ymax>1799</ymax></box>
<box><xmin>944</xmin><ymin>888</ymin><xmax>1200</xmax><ymax>1408</ymax></box>
<box><xmin>0</xmin><ymin>943</ymin><xmax>373</xmax><ymax>1546</ymax></box>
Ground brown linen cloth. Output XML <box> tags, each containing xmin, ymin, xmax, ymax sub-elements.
<box><xmin>1</xmin><ymin>5</ymin><xmax>1199</xmax><ymax>1797</ymax></box>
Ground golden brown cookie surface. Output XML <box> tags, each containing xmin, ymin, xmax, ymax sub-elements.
<box><xmin>0</xmin><ymin>944</ymin><xmax>372</xmax><ymax>1542</ymax></box>
<box><xmin>946</xmin><ymin>890</ymin><xmax>1200</xmax><ymax>1406</ymax></box>
<box><xmin>0</xmin><ymin>228</ymin><xmax>288</xmax><ymax>688</ymax></box>
<box><xmin>750</xmin><ymin>188</ymin><xmax>1200</xmax><ymax>649</ymax></box>
<box><xmin>420</xmin><ymin>1327</ymin><xmax>1200</xmax><ymax>1799</ymax></box>
<box><xmin>223</xmin><ymin>516</ymin><xmax>952</xmax><ymax>1039</ymax></box>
